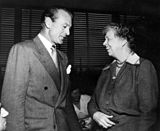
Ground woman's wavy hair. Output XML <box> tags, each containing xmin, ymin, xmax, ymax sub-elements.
<box><xmin>103</xmin><ymin>22</ymin><xmax>135</xmax><ymax>50</ymax></box>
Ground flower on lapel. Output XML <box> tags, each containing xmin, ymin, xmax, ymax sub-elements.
<box><xmin>66</xmin><ymin>65</ymin><xmax>72</xmax><ymax>74</ymax></box>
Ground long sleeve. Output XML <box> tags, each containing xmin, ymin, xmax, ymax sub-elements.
<box><xmin>137</xmin><ymin>59</ymin><xmax>159</xmax><ymax>131</ymax></box>
<box><xmin>1</xmin><ymin>44</ymin><xmax>29</xmax><ymax>131</ymax></box>
<box><xmin>87</xmin><ymin>71</ymin><xmax>106</xmax><ymax>117</ymax></box>
<box><xmin>88</xmin><ymin>92</ymin><xmax>99</xmax><ymax>117</ymax></box>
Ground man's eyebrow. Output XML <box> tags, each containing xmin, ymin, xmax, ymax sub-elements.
<box><xmin>64</xmin><ymin>22</ymin><xmax>71</xmax><ymax>27</ymax></box>
<box><xmin>105</xmin><ymin>36</ymin><xmax>108</xmax><ymax>39</ymax></box>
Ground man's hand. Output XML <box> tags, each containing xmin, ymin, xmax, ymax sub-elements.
<box><xmin>0</xmin><ymin>116</ymin><xmax>6</xmax><ymax>131</ymax></box>
<box><xmin>93</xmin><ymin>111</ymin><xmax>115</xmax><ymax>129</ymax></box>
<box><xmin>0</xmin><ymin>107</ymin><xmax>8</xmax><ymax>131</ymax></box>
<box><xmin>0</xmin><ymin>103</ymin><xmax>9</xmax><ymax>131</ymax></box>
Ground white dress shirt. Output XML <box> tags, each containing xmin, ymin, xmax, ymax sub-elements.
<box><xmin>38</xmin><ymin>33</ymin><xmax>58</xmax><ymax>68</ymax></box>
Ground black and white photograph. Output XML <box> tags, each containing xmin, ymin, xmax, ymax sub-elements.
<box><xmin>0</xmin><ymin>0</ymin><xmax>160</xmax><ymax>131</ymax></box>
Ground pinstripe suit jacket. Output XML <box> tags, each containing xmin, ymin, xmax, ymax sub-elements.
<box><xmin>1</xmin><ymin>36</ymin><xmax>81</xmax><ymax>131</ymax></box>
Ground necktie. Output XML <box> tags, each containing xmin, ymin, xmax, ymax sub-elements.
<box><xmin>51</xmin><ymin>46</ymin><xmax>58</xmax><ymax>69</ymax></box>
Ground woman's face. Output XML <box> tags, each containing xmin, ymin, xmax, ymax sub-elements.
<box><xmin>103</xmin><ymin>29</ymin><xmax>123</xmax><ymax>58</ymax></box>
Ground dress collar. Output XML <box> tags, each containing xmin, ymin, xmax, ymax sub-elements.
<box><xmin>125</xmin><ymin>52</ymin><xmax>140</xmax><ymax>65</ymax></box>
<box><xmin>114</xmin><ymin>52</ymin><xmax>140</xmax><ymax>65</ymax></box>
<box><xmin>103</xmin><ymin>52</ymin><xmax>140</xmax><ymax>70</ymax></box>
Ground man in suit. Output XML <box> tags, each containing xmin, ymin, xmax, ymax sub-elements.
<box><xmin>1</xmin><ymin>8</ymin><xmax>82</xmax><ymax>131</ymax></box>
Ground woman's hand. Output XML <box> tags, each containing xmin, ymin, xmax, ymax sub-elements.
<box><xmin>93</xmin><ymin>111</ymin><xmax>115</xmax><ymax>129</ymax></box>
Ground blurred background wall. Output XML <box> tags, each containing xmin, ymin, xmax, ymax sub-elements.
<box><xmin>0</xmin><ymin>0</ymin><xmax>160</xmax><ymax>128</ymax></box>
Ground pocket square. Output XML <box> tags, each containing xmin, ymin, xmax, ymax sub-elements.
<box><xmin>66</xmin><ymin>65</ymin><xmax>71</xmax><ymax>74</ymax></box>
<box><xmin>1</xmin><ymin>108</ymin><xmax>9</xmax><ymax>118</ymax></box>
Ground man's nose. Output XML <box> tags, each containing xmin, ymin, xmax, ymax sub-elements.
<box><xmin>66</xmin><ymin>28</ymin><xmax>70</xmax><ymax>36</ymax></box>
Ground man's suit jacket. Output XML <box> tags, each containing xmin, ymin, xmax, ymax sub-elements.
<box><xmin>1</xmin><ymin>36</ymin><xmax>81</xmax><ymax>131</ymax></box>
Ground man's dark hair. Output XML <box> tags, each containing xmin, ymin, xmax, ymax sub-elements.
<box><xmin>41</xmin><ymin>8</ymin><xmax>72</xmax><ymax>23</ymax></box>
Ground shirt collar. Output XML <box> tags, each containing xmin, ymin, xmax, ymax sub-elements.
<box><xmin>38</xmin><ymin>33</ymin><xmax>53</xmax><ymax>54</ymax></box>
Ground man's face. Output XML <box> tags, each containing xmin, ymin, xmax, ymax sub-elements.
<box><xmin>49</xmin><ymin>10</ymin><xmax>72</xmax><ymax>44</ymax></box>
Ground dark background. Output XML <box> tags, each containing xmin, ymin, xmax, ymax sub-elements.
<box><xmin>0</xmin><ymin>0</ymin><xmax>160</xmax><ymax>16</ymax></box>
<box><xmin>0</xmin><ymin>0</ymin><xmax>160</xmax><ymax>92</ymax></box>
<box><xmin>0</xmin><ymin>0</ymin><xmax>160</xmax><ymax>129</ymax></box>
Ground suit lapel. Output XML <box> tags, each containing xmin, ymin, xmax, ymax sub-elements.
<box><xmin>32</xmin><ymin>36</ymin><xmax>61</xmax><ymax>91</ymax></box>
<box><xmin>32</xmin><ymin>36</ymin><xmax>69</xmax><ymax>107</ymax></box>
<box><xmin>55</xmin><ymin>51</ymin><xmax>69</xmax><ymax>107</ymax></box>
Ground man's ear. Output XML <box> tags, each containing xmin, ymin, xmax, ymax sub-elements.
<box><xmin>44</xmin><ymin>17</ymin><xmax>53</xmax><ymax>29</ymax></box>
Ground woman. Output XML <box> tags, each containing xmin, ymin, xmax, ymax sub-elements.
<box><xmin>88</xmin><ymin>23</ymin><xmax>159</xmax><ymax>131</ymax></box>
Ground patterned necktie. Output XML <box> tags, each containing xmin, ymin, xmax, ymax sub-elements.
<box><xmin>51</xmin><ymin>45</ymin><xmax>58</xmax><ymax>69</ymax></box>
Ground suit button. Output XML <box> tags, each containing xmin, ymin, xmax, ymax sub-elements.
<box><xmin>106</xmin><ymin>101</ymin><xmax>109</xmax><ymax>105</ymax></box>
<box><xmin>108</xmin><ymin>91</ymin><xmax>111</xmax><ymax>94</ymax></box>
<box><xmin>44</xmin><ymin>86</ymin><xmax>48</xmax><ymax>90</ymax></box>
<box><xmin>53</xmin><ymin>125</ymin><xmax>56</xmax><ymax>129</ymax></box>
